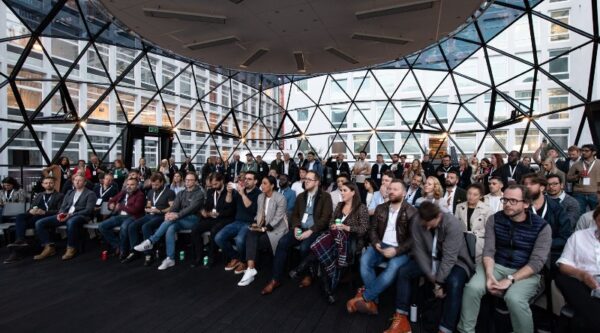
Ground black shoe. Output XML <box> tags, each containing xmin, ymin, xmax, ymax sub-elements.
<box><xmin>7</xmin><ymin>239</ymin><xmax>28</xmax><ymax>248</ymax></box>
<box><xmin>4</xmin><ymin>252</ymin><xmax>23</xmax><ymax>264</ymax></box>
<box><xmin>143</xmin><ymin>255</ymin><xmax>154</xmax><ymax>266</ymax></box>
<box><xmin>121</xmin><ymin>252</ymin><xmax>139</xmax><ymax>264</ymax></box>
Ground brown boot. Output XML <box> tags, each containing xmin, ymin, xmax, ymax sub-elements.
<box><xmin>354</xmin><ymin>297</ymin><xmax>378</xmax><ymax>315</ymax></box>
<box><xmin>383</xmin><ymin>313</ymin><xmax>411</xmax><ymax>333</ymax></box>
<box><xmin>234</xmin><ymin>262</ymin><xmax>247</xmax><ymax>274</ymax></box>
<box><xmin>261</xmin><ymin>280</ymin><xmax>281</xmax><ymax>295</ymax></box>
<box><xmin>62</xmin><ymin>246</ymin><xmax>77</xmax><ymax>260</ymax></box>
<box><xmin>33</xmin><ymin>244</ymin><xmax>56</xmax><ymax>260</ymax></box>
<box><xmin>346</xmin><ymin>296</ymin><xmax>361</xmax><ymax>314</ymax></box>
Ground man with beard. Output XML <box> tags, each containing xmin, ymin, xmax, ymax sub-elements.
<box><xmin>326</xmin><ymin>153</ymin><xmax>351</xmax><ymax>182</ymax></box>
<box><xmin>98</xmin><ymin>178</ymin><xmax>146</xmax><ymax>259</ymax></box>
<box><xmin>458</xmin><ymin>186</ymin><xmax>551</xmax><ymax>333</ymax></box>
<box><xmin>352</xmin><ymin>151</ymin><xmax>371</xmax><ymax>203</ymax></box>
<box><xmin>389</xmin><ymin>154</ymin><xmax>404</xmax><ymax>180</ymax></box>
<box><xmin>497</xmin><ymin>150</ymin><xmax>530</xmax><ymax>187</ymax></box>
<box><xmin>435</xmin><ymin>154</ymin><xmax>458</xmax><ymax>188</ymax></box>
<box><xmin>545</xmin><ymin>173</ymin><xmax>579</xmax><ymax>231</ymax></box>
<box><xmin>521</xmin><ymin>173</ymin><xmax>570</xmax><ymax>264</ymax></box>
<box><xmin>567</xmin><ymin>144</ymin><xmax>600</xmax><ymax>215</ymax></box>
<box><xmin>88</xmin><ymin>154</ymin><xmax>107</xmax><ymax>184</ymax></box>
<box><xmin>422</xmin><ymin>154</ymin><xmax>435</xmax><ymax>178</ymax></box>
<box><xmin>347</xmin><ymin>180</ymin><xmax>417</xmax><ymax>315</ymax></box>
<box><xmin>443</xmin><ymin>170</ymin><xmax>467</xmax><ymax>214</ymax></box>
<box><xmin>405</xmin><ymin>174</ymin><xmax>423</xmax><ymax>206</ymax></box>
<box><xmin>561</xmin><ymin>145</ymin><xmax>581</xmax><ymax>194</ymax></box>
<box><xmin>277</xmin><ymin>174</ymin><xmax>296</xmax><ymax>216</ymax></box>
<box><xmin>227</xmin><ymin>153</ymin><xmax>245</xmax><ymax>183</ymax></box>
<box><xmin>279</xmin><ymin>153</ymin><xmax>299</xmax><ymax>183</ymax></box>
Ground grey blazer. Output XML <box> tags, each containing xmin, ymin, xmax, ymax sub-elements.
<box><xmin>59</xmin><ymin>188</ymin><xmax>97</xmax><ymax>221</ymax></box>
<box><xmin>558</xmin><ymin>193</ymin><xmax>580</xmax><ymax>230</ymax></box>
<box><xmin>256</xmin><ymin>191</ymin><xmax>289</xmax><ymax>254</ymax></box>
<box><xmin>454</xmin><ymin>201</ymin><xmax>492</xmax><ymax>263</ymax></box>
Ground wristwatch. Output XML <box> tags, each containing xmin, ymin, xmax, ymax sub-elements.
<box><xmin>507</xmin><ymin>275</ymin><xmax>515</xmax><ymax>284</ymax></box>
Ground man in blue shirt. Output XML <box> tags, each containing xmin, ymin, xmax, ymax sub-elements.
<box><xmin>277</xmin><ymin>174</ymin><xmax>296</xmax><ymax>216</ymax></box>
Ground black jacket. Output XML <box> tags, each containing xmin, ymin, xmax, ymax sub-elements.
<box><xmin>31</xmin><ymin>191</ymin><xmax>64</xmax><ymax>215</ymax></box>
<box><xmin>256</xmin><ymin>161</ymin><xmax>270</xmax><ymax>181</ymax></box>
<box><xmin>371</xmin><ymin>163</ymin><xmax>390</xmax><ymax>187</ymax></box>
<box><xmin>325</xmin><ymin>158</ymin><xmax>351</xmax><ymax>179</ymax></box>
<box><xmin>278</xmin><ymin>160</ymin><xmax>299</xmax><ymax>183</ymax></box>
<box><xmin>227</xmin><ymin>161</ymin><xmax>245</xmax><ymax>182</ymax></box>
<box><xmin>497</xmin><ymin>163</ymin><xmax>531</xmax><ymax>189</ymax></box>
<box><xmin>180</xmin><ymin>162</ymin><xmax>196</xmax><ymax>174</ymax></box>
<box><xmin>445</xmin><ymin>186</ymin><xmax>467</xmax><ymax>213</ymax></box>
<box><xmin>204</xmin><ymin>187</ymin><xmax>235</xmax><ymax>223</ymax></box>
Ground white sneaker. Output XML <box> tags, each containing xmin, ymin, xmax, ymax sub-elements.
<box><xmin>237</xmin><ymin>268</ymin><xmax>257</xmax><ymax>286</ymax></box>
<box><xmin>158</xmin><ymin>257</ymin><xmax>175</xmax><ymax>270</ymax></box>
<box><xmin>134</xmin><ymin>239</ymin><xmax>153</xmax><ymax>252</ymax></box>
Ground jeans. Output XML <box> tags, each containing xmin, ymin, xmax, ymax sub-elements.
<box><xmin>149</xmin><ymin>215</ymin><xmax>199</xmax><ymax>259</ymax></box>
<box><xmin>458</xmin><ymin>264</ymin><xmax>539</xmax><ymax>333</ymax></box>
<box><xmin>396</xmin><ymin>259</ymin><xmax>468</xmax><ymax>333</ymax></box>
<box><xmin>272</xmin><ymin>230</ymin><xmax>319</xmax><ymax>281</ymax></box>
<box><xmin>573</xmin><ymin>192</ymin><xmax>599</xmax><ymax>215</ymax></box>
<box><xmin>14</xmin><ymin>213</ymin><xmax>46</xmax><ymax>241</ymax></box>
<box><xmin>128</xmin><ymin>214</ymin><xmax>164</xmax><ymax>252</ymax></box>
<box><xmin>245</xmin><ymin>230</ymin><xmax>272</xmax><ymax>262</ymax></box>
<box><xmin>98</xmin><ymin>215</ymin><xmax>135</xmax><ymax>253</ymax></box>
<box><xmin>35</xmin><ymin>215</ymin><xmax>88</xmax><ymax>248</ymax></box>
<box><xmin>360</xmin><ymin>245</ymin><xmax>409</xmax><ymax>302</ymax></box>
<box><xmin>214</xmin><ymin>220</ymin><xmax>249</xmax><ymax>261</ymax></box>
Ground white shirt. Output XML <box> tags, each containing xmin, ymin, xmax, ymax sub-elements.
<box><xmin>443</xmin><ymin>186</ymin><xmax>457</xmax><ymax>214</ymax></box>
<box><xmin>69</xmin><ymin>190</ymin><xmax>84</xmax><ymax>214</ymax></box>
<box><xmin>486</xmin><ymin>194</ymin><xmax>503</xmax><ymax>213</ymax></box>
<box><xmin>406</xmin><ymin>187</ymin><xmax>417</xmax><ymax>204</ymax></box>
<box><xmin>330</xmin><ymin>189</ymin><xmax>342</xmax><ymax>210</ymax></box>
<box><xmin>291</xmin><ymin>181</ymin><xmax>304</xmax><ymax>197</ymax></box>
<box><xmin>354</xmin><ymin>160</ymin><xmax>370</xmax><ymax>183</ymax></box>
<box><xmin>557</xmin><ymin>227</ymin><xmax>600</xmax><ymax>276</ymax></box>
<box><xmin>382</xmin><ymin>208</ymin><xmax>399</xmax><ymax>247</ymax></box>
<box><xmin>284</xmin><ymin>161</ymin><xmax>290</xmax><ymax>175</ymax></box>
<box><xmin>264</xmin><ymin>197</ymin><xmax>271</xmax><ymax>217</ymax></box>
<box><xmin>308</xmin><ymin>161</ymin><xmax>315</xmax><ymax>171</ymax></box>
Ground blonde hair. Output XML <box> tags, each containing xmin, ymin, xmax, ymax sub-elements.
<box><xmin>425</xmin><ymin>176</ymin><xmax>444</xmax><ymax>199</ymax></box>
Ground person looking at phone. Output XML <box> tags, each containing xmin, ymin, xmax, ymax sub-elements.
<box><xmin>214</xmin><ymin>171</ymin><xmax>261</xmax><ymax>274</ymax></box>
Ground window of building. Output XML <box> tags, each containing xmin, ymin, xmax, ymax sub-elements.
<box><xmin>353</xmin><ymin>134</ymin><xmax>370</xmax><ymax>157</ymax></box>
<box><xmin>453</xmin><ymin>133</ymin><xmax>477</xmax><ymax>154</ymax></box>
<box><xmin>331</xmin><ymin>78</ymin><xmax>347</xmax><ymax>98</ymax></box>
<box><xmin>515</xmin><ymin>90</ymin><xmax>540</xmax><ymax>113</ymax></box>
<box><xmin>377</xmin><ymin>133</ymin><xmax>395</xmax><ymax>155</ymax></box>
<box><xmin>141</xmin><ymin>56</ymin><xmax>158</xmax><ymax>89</ymax></box>
<box><xmin>548</xmin><ymin>49</ymin><xmax>569</xmax><ymax>80</ymax></box>
<box><xmin>548</xmin><ymin>88</ymin><xmax>569</xmax><ymax>119</ymax></box>
<box><xmin>331</xmin><ymin>106</ymin><xmax>347</xmax><ymax>129</ymax></box>
<box><xmin>550</xmin><ymin>9</ymin><xmax>569</xmax><ymax>41</ymax></box>
<box><xmin>548</xmin><ymin>128</ymin><xmax>569</xmax><ymax>151</ymax></box>
<box><xmin>376</xmin><ymin>102</ymin><xmax>395</xmax><ymax>127</ymax></box>
<box><xmin>297</xmin><ymin>108</ymin><xmax>309</xmax><ymax>121</ymax></box>
<box><xmin>52</xmin><ymin>133</ymin><xmax>81</xmax><ymax>163</ymax></box>
<box><xmin>483</xmin><ymin>130</ymin><xmax>508</xmax><ymax>154</ymax></box>
<box><xmin>514</xmin><ymin>128</ymin><xmax>540</xmax><ymax>153</ymax></box>
<box><xmin>162</xmin><ymin>62</ymin><xmax>177</xmax><ymax>93</ymax></box>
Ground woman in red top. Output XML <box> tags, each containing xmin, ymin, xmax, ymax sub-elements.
<box><xmin>73</xmin><ymin>160</ymin><xmax>92</xmax><ymax>181</ymax></box>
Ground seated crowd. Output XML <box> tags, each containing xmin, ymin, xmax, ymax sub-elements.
<box><xmin>2</xmin><ymin>142</ymin><xmax>600</xmax><ymax>333</ymax></box>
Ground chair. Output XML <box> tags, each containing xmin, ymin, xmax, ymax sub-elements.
<box><xmin>2</xmin><ymin>202</ymin><xmax>27</xmax><ymax>217</ymax></box>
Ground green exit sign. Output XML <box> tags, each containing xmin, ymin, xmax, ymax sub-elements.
<box><xmin>148</xmin><ymin>126</ymin><xmax>159</xmax><ymax>134</ymax></box>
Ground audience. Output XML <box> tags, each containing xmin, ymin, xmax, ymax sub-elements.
<box><xmin>454</xmin><ymin>183</ymin><xmax>492</xmax><ymax>262</ymax></box>
<box><xmin>567</xmin><ymin>144</ymin><xmax>600</xmax><ymax>215</ymax></box>
<box><xmin>546</xmin><ymin>173</ymin><xmax>580</xmax><ymax>230</ymax></box>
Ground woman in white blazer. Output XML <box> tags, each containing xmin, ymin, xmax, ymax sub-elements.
<box><xmin>454</xmin><ymin>183</ymin><xmax>492</xmax><ymax>263</ymax></box>
<box><xmin>238</xmin><ymin>175</ymin><xmax>288</xmax><ymax>286</ymax></box>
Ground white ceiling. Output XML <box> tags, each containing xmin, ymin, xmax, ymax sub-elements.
<box><xmin>99</xmin><ymin>0</ymin><xmax>483</xmax><ymax>74</ymax></box>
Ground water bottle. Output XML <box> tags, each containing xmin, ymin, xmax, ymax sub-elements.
<box><xmin>203</xmin><ymin>256</ymin><xmax>209</xmax><ymax>266</ymax></box>
<box><xmin>410</xmin><ymin>304</ymin><xmax>418</xmax><ymax>322</ymax></box>
<box><xmin>179</xmin><ymin>250</ymin><xmax>185</xmax><ymax>261</ymax></box>
<box><xmin>335</xmin><ymin>218</ymin><xmax>342</xmax><ymax>225</ymax></box>
<box><xmin>296</xmin><ymin>228</ymin><xmax>303</xmax><ymax>237</ymax></box>
<box><xmin>155</xmin><ymin>249</ymin><xmax>160</xmax><ymax>259</ymax></box>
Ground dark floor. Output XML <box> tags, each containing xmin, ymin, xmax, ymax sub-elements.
<box><xmin>0</xmin><ymin>242</ymin><xmax>402</xmax><ymax>333</ymax></box>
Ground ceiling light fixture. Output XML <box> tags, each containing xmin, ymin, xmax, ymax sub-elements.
<box><xmin>294</xmin><ymin>52</ymin><xmax>306</xmax><ymax>72</ymax></box>
<box><xmin>324</xmin><ymin>47</ymin><xmax>359</xmax><ymax>64</ymax></box>
<box><xmin>240</xmin><ymin>48</ymin><xmax>269</xmax><ymax>68</ymax></box>
<box><xmin>184</xmin><ymin>36</ymin><xmax>239</xmax><ymax>50</ymax></box>
<box><xmin>143</xmin><ymin>8</ymin><xmax>227</xmax><ymax>24</ymax></box>
<box><xmin>78</xmin><ymin>120</ymin><xmax>87</xmax><ymax>127</ymax></box>
<box><xmin>355</xmin><ymin>0</ymin><xmax>436</xmax><ymax>20</ymax></box>
<box><xmin>351</xmin><ymin>33</ymin><xmax>412</xmax><ymax>45</ymax></box>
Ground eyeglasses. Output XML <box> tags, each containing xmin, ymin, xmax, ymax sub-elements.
<box><xmin>500</xmin><ymin>197</ymin><xmax>525</xmax><ymax>205</ymax></box>
<box><xmin>304</xmin><ymin>178</ymin><xmax>317</xmax><ymax>182</ymax></box>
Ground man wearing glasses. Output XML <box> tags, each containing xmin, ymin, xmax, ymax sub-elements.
<box><xmin>567</xmin><ymin>144</ymin><xmax>600</xmax><ymax>215</ymax></box>
<box><xmin>545</xmin><ymin>173</ymin><xmax>579</xmax><ymax>231</ymax></box>
<box><xmin>214</xmin><ymin>171</ymin><xmax>261</xmax><ymax>274</ymax></box>
<box><xmin>458</xmin><ymin>185</ymin><xmax>551</xmax><ymax>333</ymax></box>
<box><xmin>134</xmin><ymin>172</ymin><xmax>205</xmax><ymax>270</ymax></box>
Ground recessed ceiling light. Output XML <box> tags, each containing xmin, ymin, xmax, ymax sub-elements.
<box><xmin>355</xmin><ymin>0</ymin><xmax>436</xmax><ymax>20</ymax></box>
<box><xmin>324</xmin><ymin>47</ymin><xmax>359</xmax><ymax>64</ymax></box>
<box><xmin>352</xmin><ymin>33</ymin><xmax>412</xmax><ymax>45</ymax></box>
<box><xmin>184</xmin><ymin>36</ymin><xmax>239</xmax><ymax>50</ymax></box>
<box><xmin>240</xmin><ymin>48</ymin><xmax>269</xmax><ymax>68</ymax></box>
<box><xmin>143</xmin><ymin>8</ymin><xmax>227</xmax><ymax>24</ymax></box>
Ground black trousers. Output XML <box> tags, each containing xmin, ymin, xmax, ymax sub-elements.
<box><xmin>356</xmin><ymin>182</ymin><xmax>367</xmax><ymax>204</ymax></box>
<box><xmin>190</xmin><ymin>217</ymin><xmax>232</xmax><ymax>262</ymax></box>
<box><xmin>245</xmin><ymin>230</ymin><xmax>272</xmax><ymax>262</ymax></box>
<box><xmin>555</xmin><ymin>272</ymin><xmax>600</xmax><ymax>332</ymax></box>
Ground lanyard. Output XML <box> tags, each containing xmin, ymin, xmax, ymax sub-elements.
<box><xmin>123</xmin><ymin>194</ymin><xmax>129</xmax><ymax>206</ymax></box>
<box><xmin>337</xmin><ymin>162</ymin><xmax>342</xmax><ymax>169</ymax></box>
<box><xmin>508</xmin><ymin>165</ymin><xmax>517</xmax><ymax>178</ymax></box>
<box><xmin>43</xmin><ymin>193</ymin><xmax>52</xmax><ymax>210</ymax></box>
<box><xmin>213</xmin><ymin>189</ymin><xmax>222</xmax><ymax>208</ymax></box>
<box><xmin>531</xmin><ymin>200</ymin><xmax>548</xmax><ymax>219</ymax></box>
<box><xmin>431</xmin><ymin>229</ymin><xmax>439</xmax><ymax>274</ymax></box>
<box><xmin>5</xmin><ymin>190</ymin><xmax>13</xmax><ymax>201</ymax></box>
<box><xmin>583</xmin><ymin>159</ymin><xmax>596</xmax><ymax>176</ymax></box>
<box><xmin>406</xmin><ymin>188</ymin><xmax>415</xmax><ymax>201</ymax></box>
<box><xmin>99</xmin><ymin>185</ymin><xmax>112</xmax><ymax>198</ymax></box>
<box><xmin>61</xmin><ymin>166</ymin><xmax>69</xmax><ymax>174</ymax></box>
<box><xmin>92</xmin><ymin>164</ymin><xmax>97</xmax><ymax>171</ymax></box>
<box><xmin>153</xmin><ymin>187</ymin><xmax>166</xmax><ymax>206</ymax></box>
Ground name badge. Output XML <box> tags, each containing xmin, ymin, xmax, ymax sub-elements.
<box><xmin>151</xmin><ymin>206</ymin><xmax>157</xmax><ymax>210</ymax></box>
<box><xmin>301</xmin><ymin>213</ymin><xmax>309</xmax><ymax>224</ymax></box>
<box><xmin>212</xmin><ymin>208</ymin><xmax>217</xmax><ymax>213</ymax></box>
<box><xmin>114</xmin><ymin>174</ymin><xmax>118</xmax><ymax>179</ymax></box>
<box><xmin>259</xmin><ymin>167</ymin><xmax>263</xmax><ymax>172</ymax></box>
<box><xmin>93</xmin><ymin>171</ymin><xmax>97</xmax><ymax>176</ymax></box>
<box><xmin>444</xmin><ymin>172</ymin><xmax>448</xmax><ymax>179</ymax></box>
<box><xmin>68</xmin><ymin>206</ymin><xmax>75</xmax><ymax>214</ymax></box>
<box><xmin>377</xmin><ymin>173</ymin><xmax>381</xmax><ymax>179</ymax></box>
<box><xmin>63</xmin><ymin>175</ymin><xmax>68</xmax><ymax>180</ymax></box>
<box><xmin>120</xmin><ymin>211</ymin><xmax>127</xmax><ymax>216</ymax></box>
<box><xmin>96</xmin><ymin>198</ymin><xmax>102</xmax><ymax>206</ymax></box>
<box><xmin>336</xmin><ymin>170</ymin><xmax>340</xmax><ymax>175</ymax></box>
<box><xmin>583</xmin><ymin>177</ymin><xmax>591</xmax><ymax>186</ymax></box>
<box><xmin>507</xmin><ymin>177</ymin><xmax>515</xmax><ymax>183</ymax></box>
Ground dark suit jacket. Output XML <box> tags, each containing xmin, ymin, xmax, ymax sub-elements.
<box><xmin>227</xmin><ymin>161</ymin><xmax>245</xmax><ymax>182</ymax></box>
<box><xmin>405</xmin><ymin>187</ymin><xmax>422</xmax><ymax>206</ymax></box>
<box><xmin>497</xmin><ymin>163</ymin><xmax>530</xmax><ymax>189</ymax></box>
<box><xmin>138</xmin><ymin>166</ymin><xmax>152</xmax><ymax>181</ymax></box>
<box><xmin>257</xmin><ymin>161</ymin><xmax>270</xmax><ymax>181</ymax></box>
<box><xmin>371</xmin><ymin>163</ymin><xmax>390</xmax><ymax>187</ymax></box>
<box><xmin>278</xmin><ymin>160</ymin><xmax>299</xmax><ymax>183</ymax></box>
<box><xmin>326</xmin><ymin>159</ymin><xmax>351</xmax><ymax>179</ymax></box>
<box><xmin>180</xmin><ymin>162</ymin><xmax>196</xmax><ymax>174</ymax></box>
<box><xmin>59</xmin><ymin>188</ymin><xmax>97</xmax><ymax>221</ymax></box>
<box><xmin>445</xmin><ymin>187</ymin><xmax>467</xmax><ymax>213</ymax></box>
<box><xmin>290</xmin><ymin>189</ymin><xmax>333</xmax><ymax>232</ymax></box>
<box><xmin>31</xmin><ymin>191</ymin><xmax>64</xmax><ymax>215</ymax></box>
<box><xmin>458</xmin><ymin>167</ymin><xmax>472</xmax><ymax>189</ymax></box>
<box><xmin>435</xmin><ymin>165</ymin><xmax>459</xmax><ymax>188</ymax></box>
<box><xmin>204</xmin><ymin>188</ymin><xmax>235</xmax><ymax>223</ymax></box>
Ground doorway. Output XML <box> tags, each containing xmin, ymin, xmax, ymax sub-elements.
<box><xmin>123</xmin><ymin>125</ymin><xmax>173</xmax><ymax>169</ymax></box>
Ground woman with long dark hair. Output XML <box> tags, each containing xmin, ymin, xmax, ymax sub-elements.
<box><xmin>310</xmin><ymin>181</ymin><xmax>368</xmax><ymax>303</ymax></box>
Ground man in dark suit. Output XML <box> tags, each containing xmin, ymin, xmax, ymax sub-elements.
<box><xmin>180</xmin><ymin>157</ymin><xmax>196</xmax><ymax>174</ymax></box>
<box><xmin>389</xmin><ymin>154</ymin><xmax>404</xmax><ymax>180</ymax></box>
<box><xmin>227</xmin><ymin>153</ymin><xmax>245</xmax><ymax>183</ymax></box>
<box><xmin>190</xmin><ymin>173</ymin><xmax>235</xmax><ymax>267</ymax></box>
<box><xmin>559</xmin><ymin>145</ymin><xmax>581</xmax><ymax>194</ymax></box>
<box><xmin>255</xmin><ymin>155</ymin><xmax>270</xmax><ymax>182</ymax></box>
<box><xmin>33</xmin><ymin>174</ymin><xmax>97</xmax><ymax>261</ymax></box>
<box><xmin>371</xmin><ymin>154</ymin><xmax>390</xmax><ymax>188</ymax></box>
<box><xmin>405</xmin><ymin>174</ymin><xmax>423</xmax><ymax>206</ymax></box>
<box><xmin>270</xmin><ymin>152</ymin><xmax>283</xmax><ymax>172</ymax></box>
<box><xmin>422</xmin><ymin>154</ymin><xmax>435</xmax><ymax>178</ymax></box>
<box><xmin>325</xmin><ymin>153</ymin><xmax>351</xmax><ymax>181</ymax></box>
<box><xmin>435</xmin><ymin>154</ymin><xmax>459</xmax><ymax>188</ymax></box>
<box><xmin>443</xmin><ymin>170</ymin><xmax>467</xmax><ymax>214</ymax></box>
<box><xmin>497</xmin><ymin>151</ymin><xmax>530</xmax><ymax>188</ymax></box>
<box><xmin>279</xmin><ymin>153</ymin><xmax>299</xmax><ymax>183</ymax></box>
<box><xmin>137</xmin><ymin>158</ymin><xmax>152</xmax><ymax>183</ymax></box>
